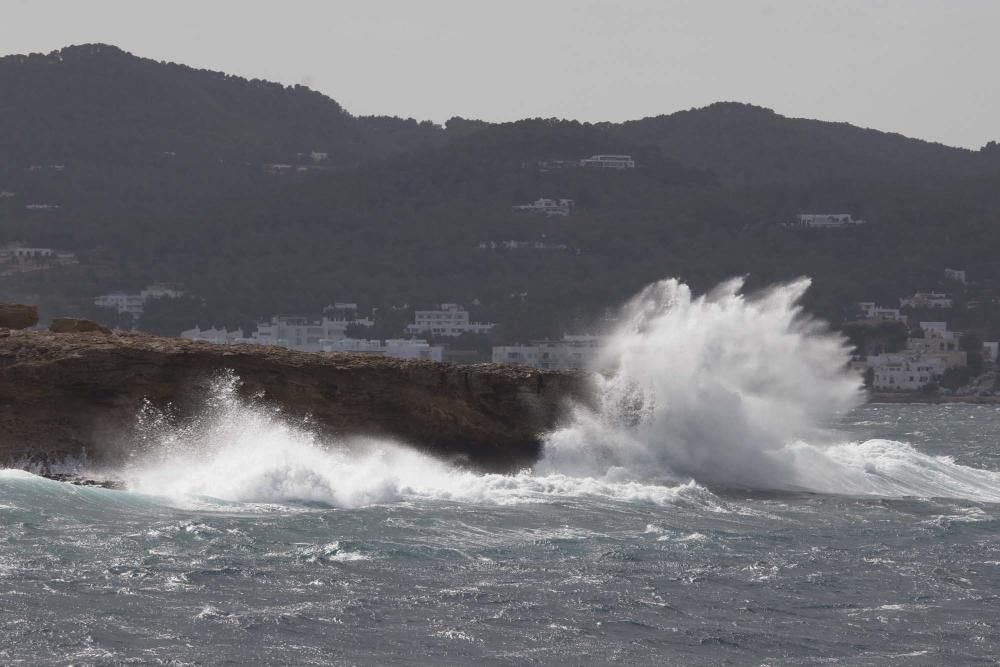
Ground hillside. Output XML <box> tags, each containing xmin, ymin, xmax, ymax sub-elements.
<box><xmin>613</xmin><ymin>102</ymin><xmax>986</xmax><ymax>186</ymax></box>
<box><xmin>2</xmin><ymin>45</ymin><xmax>1000</xmax><ymax>341</ymax></box>
<box><xmin>11</xmin><ymin>114</ymin><xmax>1000</xmax><ymax>343</ymax></box>
<box><xmin>0</xmin><ymin>44</ymin><xmax>446</xmax><ymax>206</ymax></box>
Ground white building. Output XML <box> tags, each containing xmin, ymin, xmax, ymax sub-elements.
<box><xmin>406</xmin><ymin>304</ymin><xmax>495</xmax><ymax>337</ymax></box>
<box><xmin>860</xmin><ymin>322</ymin><xmax>969</xmax><ymax>391</ymax></box>
<box><xmin>944</xmin><ymin>268</ymin><xmax>968</xmax><ymax>284</ymax></box>
<box><xmin>786</xmin><ymin>213</ymin><xmax>866</xmax><ymax>229</ymax></box>
<box><xmin>322</xmin><ymin>338</ymin><xmax>444</xmax><ymax>362</ymax></box>
<box><xmin>857</xmin><ymin>301</ymin><xmax>907</xmax><ymax>323</ymax></box>
<box><xmin>11</xmin><ymin>247</ymin><xmax>53</xmax><ymax>259</ymax></box>
<box><xmin>180</xmin><ymin>326</ymin><xmax>245</xmax><ymax>345</ymax></box>
<box><xmin>94</xmin><ymin>291</ymin><xmax>146</xmax><ymax>317</ymax></box>
<box><xmin>251</xmin><ymin>311</ymin><xmax>374</xmax><ymax>352</ymax></box>
<box><xmin>323</xmin><ymin>302</ymin><xmax>363</xmax><ymax>321</ymax></box>
<box><xmin>581</xmin><ymin>154</ymin><xmax>635</xmax><ymax>169</ymax></box>
<box><xmin>512</xmin><ymin>198</ymin><xmax>574</xmax><ymax>217</ymax></box>
<box><xmin>478</xmin><ymin>240</ymin><xmax>571</xmax><ymax>251</ymax></box>
<box><xmin>141</xmin><ymin>283</ymin><xmax>185</xmax><ymax>301</ymax></box>
<box><xmin>903</xmin><ymin>322</ymin><xmax>965</xmax><ymax>365</ymax></box>
<box><xmin>900</xmin><ymin>292</ymin><xmax>952</xmax><ymax>309</ymax></box>
<box><xmin>983</xmin><ymin>342</ymin><xmax>999</xmax><ymax>363</ymax></box>
<box><xmin>309</xmin><ymin>151</ymin><xmax>329</xmax><ymax>163</ymax></box>
<box><xmin>915</xmin><ymin>321</ymin><xmax>957</xmax><ymax>343</ymax></box>
<box><xmin>492</xmin><ymin>335</ymin><xmax>605</xmax><ymax>370</ymax></box>
<box><xmin>869</xmin><ymin>354</ymin><xmax>942</xmax><ymax>391</ymax></box>
<box><xmin>95</xmin><ymin>283</ymin><xmax>185</xmax><ymax>318</ymax></box>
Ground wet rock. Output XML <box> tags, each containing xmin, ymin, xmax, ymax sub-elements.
<box><xmin>0</xmin><ymin>330</ymin><xmax>593</xmax><ymax>472</ymax></box>
<box><xmin>0</xmin><ymin>304</ymin><xmax>38</xmax><ymax>330</ymax></box>
<box><xmin>49</xmin><ymin>318</ymin><xmax>112</xmax><ymax>334</ymax></box>
<box><xmin>40</xmin><ymin>472</ymin><xmax>124</xmax><ymax>490</ymax></box>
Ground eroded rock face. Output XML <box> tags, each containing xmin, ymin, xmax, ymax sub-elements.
<box><xmin>0</xmin><ymin>330</ymin><xmax>592</xmax><ymax>472</ymax></box>
<box><xmin>0</xmin><ymin>304</ymin><xmax>38</xmax><ymax>330</ymax></box>
<box><xmin>49</xmin><ymin>318</ymin><xmax>112</xmax><ymax>334</ymax></box>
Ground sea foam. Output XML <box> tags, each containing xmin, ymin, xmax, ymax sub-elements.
<box><xmin>109</xmin><ymin>278</ymin><xmax>1000</xmax><ymax>507</ymax></box>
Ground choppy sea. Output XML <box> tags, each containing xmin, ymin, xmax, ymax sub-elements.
<box><xmin>2</xmin><ymin>402</ymin><xmax>1000</xmax><ymax>665</ymax></box>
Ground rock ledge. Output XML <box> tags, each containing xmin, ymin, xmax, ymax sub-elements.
<box><xmin>0</xmin><ymin>330</ymin><xmax>592</xmax><ymax>471</ymax></box>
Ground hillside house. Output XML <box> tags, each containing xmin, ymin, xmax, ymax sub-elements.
<box><xmin>478</xmin><ymin>240</ymin><xmax>571</xmax><ymax>251</ymax></box>
<box><xmin>581</xmin><ymin>154</ymin><xmax>635</xmax><ymax>169</ymax></box>
<box><xmin>944</xmin><ymin>268</ymin><xmax>968</xmax><ymax>284</ymax></box>
<box><xmin>869</xmin><ymin>355</ymin><xmax>942</xmax><ymax>391</ymax></box>
<box><xmin>406</xmin><ymin>304</ymin><xmax>494</xmax><ymax>337</ymax></box>
<box><xmin>94</xmin><ymin>291</ymin><xmax>146</xmax><ymax>317</ymax></box>
<box><xmin>858</xmin><ymin>301</ymin><xmax>907</xmax><ymax>323</ymax></box>
<box><xmin>786</xmin><ymin>213</ymin><xmax>866</xmax><ymax>229</ymax></box>
<box><xmin>251</xmin><ymin>311</ymin><xmax>374</xmax><ymax>352</ymax></box>
<box><xmin>12</xmin><ymin>247</ymin><xmax>54</xmax><ymax>259</ymax></box>
<box><xmin>141</xmin><ymin>283</ymin><xmax>185</xmax><ymax>301</ymax></box>
<box><xmin>492</xmin><ymin>335</ymin><xmax>605</xmax><ymax>370</ymax></box>
<box><xmin>95</xmin><ymin>283</ymin><xmax>186</xmax><ymax>318</ymax></box>
<box><xmin>512</xmin><ymin>198</ymin><xmax>574</xmax><ymax>217</ymax></box>
<box><xmin>900</xmin><ymin>292</ymin><xmax>952</xmax><ymax>309</ymax></box>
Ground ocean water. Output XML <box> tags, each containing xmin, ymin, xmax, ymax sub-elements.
<box><xmin>3</xmin><ymin>279</ymin><xmax>1000</xmax><ymax>665</ymax></box>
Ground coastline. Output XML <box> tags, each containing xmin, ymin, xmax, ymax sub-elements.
<box><xmin>0</xmin><ymin>328</ymin><xmax>592</xmax><ymax>471</ymax></box>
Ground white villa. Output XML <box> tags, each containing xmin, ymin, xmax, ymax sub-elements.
<box><xmin>907</xmin><ymin>322</ymin><xmax>962</xmax><ymax>354</ymax></box>
<box><xmin>944</xmin><ymin>268</ymin><xmax>968</xmax><ymax>284</ymax></box>
<box><xmin>11</xmin><ymin>247</ymin><xmax>53</xmax><ymax>259</ymax></box>
<box><xmin>95</xmin><ymin>283</ymin><xmax>185</xmax><ymax>318</ymax></box>
<box><xmin>478</xmin><ymin>240</ymin><xmax>570</xmax><ymax>251</ymax></box>
<box><xmin>94</xmin><ymin>291</ymin><xmax>146</xmax><ymax>317</ymax></box>
<box><xmin>406</xmin><ymin>304</ymin><xmax>494</xmax><ymax>337</ymax></box>
<box><xmin>492</xmin><ymin>335</ymin><xmax>605</xmax><ymax>370</ymax></box>
<box><xmin>141</xmin><ymin>283</ymin><xmax>185</xmax><ymax>301</ymax></box>
<box><xmin>251</xmin><ymin>310</ymin><xmax>374</xmax><ymax>352</ymax></box>
<box><xmin>786</xmin><ymin>213</ymin><xmax>866</xmax><ymax>229</ymax></box>
<box><xmin>864</xmin><ymin>322</ymin><xmax>968</xmax><ymax>391</ymax></box>
<box><xmin>858</xmin><ymin>302</ymin><xmax>907</xmax><ymax>323</ymax></box>
<box><xmin>900</xmin><ymin>292</ymin><xmax>953</xmax><ymax>309</ymax></box>
<box><xmin>581</xmin><ymin>154</ymin><xmax>635</xmax><ymax>169</ymax></box>
<box><xmin>512</xmin><ymin>198</ymin><xmax>574</xmax><ymax>217</ymax></box>
<box><xmin>869</xmin><ymin>354</ymin><xmax>943</xmax><ymax>391</ymax></box>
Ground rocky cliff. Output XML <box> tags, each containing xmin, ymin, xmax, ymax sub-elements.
<box><xmin>0</xmin><ymin>329</ymin><xmax>592</xmax><ymax>471</ymax></box>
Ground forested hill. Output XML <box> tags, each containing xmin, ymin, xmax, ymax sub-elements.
<box><xmin>3</xmin><ymin>44</ymin><xmax>1000</xmax><ymax>339</ymax></box>
<box><xmin>14</xmin><ymin>114</ymin><xmax>1000</xmax><ymax>341</ymax></box>
<box><xmin>0</xmin><ymin>44</ymin><xmax>445</xmax><ymax>166</ymax></box>
<box><xmin>613</xmin><ymin>102</ymin><xmax>987</xmax><ymax>186</ymax></box>
<box><xmin>2</xmin><ymin>44</ymin><xmax>993</xmax><ymax>204</ymax></box>
<box><xmin>0</xmin><ymin>44</ymin><xmax>448</xmax><ymax>208</ymax></box>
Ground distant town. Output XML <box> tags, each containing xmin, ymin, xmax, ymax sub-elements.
<box><xmin>23</xmin><ymin>255</ymin><xmax>980</xmax><ymax>399</ymax></box>
<box><xmin>848</xmin><ymin>267</ymin><xmax>1000</xmax><ymax>396</ymax></box>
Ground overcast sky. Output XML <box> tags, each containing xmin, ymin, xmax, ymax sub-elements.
<box><xmin>2</xmin><ymin>0</ymin><xmax>997</xmax><ymax>149</ymax></box>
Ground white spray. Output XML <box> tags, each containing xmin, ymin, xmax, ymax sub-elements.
<box><xmin>540</xmin><ymin>277</ymin><xmax>863</xmax><ymax>489</ymax></box>
<box><xmin>112</xmin><ymin>278</ymin><xmax>1000</xmax><ymax>507</ymax></box>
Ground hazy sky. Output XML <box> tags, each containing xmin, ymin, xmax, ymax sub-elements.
<box><xmin>2</xmin><ymin>0</ymin><xmax>998</xmax><ymax>149</ymax></box>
